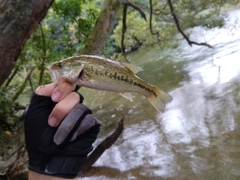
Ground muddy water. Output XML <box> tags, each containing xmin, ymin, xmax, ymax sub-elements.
<box><xmin>78</xmin><ymin>9</ymin><xmax>240</xmax><ymax>180</ymax></box>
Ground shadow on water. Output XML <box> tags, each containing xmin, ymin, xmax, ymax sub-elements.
<box><xmin>78</xmin><ymin>8</ymin><xmax>240</xmax><ymax>180</ymax></box>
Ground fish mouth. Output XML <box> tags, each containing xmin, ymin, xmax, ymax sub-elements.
<box><xmin>47</xmin><ymin>66</ymin><xmax>58</xmax><ymax>82</ymax></box>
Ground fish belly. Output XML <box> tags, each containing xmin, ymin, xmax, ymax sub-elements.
<box><xmin>77</xmin><ymin>72</ymin><xmax>155</xmax><ymax>98</ymax></box>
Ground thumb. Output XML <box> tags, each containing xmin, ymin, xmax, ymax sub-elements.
<box><xmin>35</xmin><ymin>83</ymin><xmax>57</xmax><ymax>97</ymax></box>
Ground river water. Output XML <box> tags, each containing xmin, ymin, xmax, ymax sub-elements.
<box><xmin>79</xmin><ymin>8</ymin><xmax>240</xmax><ymax>180</ymax></box>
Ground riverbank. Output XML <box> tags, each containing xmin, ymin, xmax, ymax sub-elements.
<box><xmin>222</xmin><ymin>2</ymin><xmax>240</xmax><ymax>12</ymax></box>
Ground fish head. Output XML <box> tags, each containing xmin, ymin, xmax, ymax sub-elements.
<box><xmin>47</xmin><ymin>60</ymin><xmax>84</xmax><ymax>84</ymax></box>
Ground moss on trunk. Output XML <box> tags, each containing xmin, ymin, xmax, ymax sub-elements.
<box><xmin>81</xmin><ymin>0</ymin><xmax>121</xmax><ymax>55</ymax></box>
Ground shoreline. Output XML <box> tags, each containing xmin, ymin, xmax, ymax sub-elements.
<box><xmin>222</xmin><ymin>3</ymin><xmax>240</xmax><ymax>12</ymax></box>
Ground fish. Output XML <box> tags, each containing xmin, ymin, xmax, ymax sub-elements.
<box><xmin>47</xmin><ymin>55</ymin><xmax>173</xmax><ymax>112</ymax></box>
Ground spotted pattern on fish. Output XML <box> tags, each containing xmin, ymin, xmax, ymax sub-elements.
<box><xmin>84</xmin><ymin>65</ymin><xmax>157</xmax><ymax>97</ymax></box>
<box><xmin>48</xmin><ymin>55</ymin><xmax>173</xmax><ymax>112</ymax></box>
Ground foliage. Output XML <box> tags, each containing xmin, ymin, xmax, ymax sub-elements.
<box><xmin>14</xmin><ymin>0</ymin><xmax>101</xmax><ymax>88</ymax></box>
<box><xmin>0</xmin><ymin>0</ymin><xmax>240</xmax><ymax>177</ymax></box>
<box><xmin>52</xmin><ymin>0</ymin><xmax>100</xmax><ymax>45</ymax></box>
<box><xmin>112</xmin><ymin>11</ymin><xmax>149</xmax><ymax>50</ymax></box>
<box><xmin>1</xmin><ymin>0</ymin><xmax>239</xmax><ymax>129</ymax></box>
<box><xmin>0</xmin><ymin>89</ymin><xmax>14</xmax><ymax>120</ymax></box>
<box><xmin>111</xmin><ymin>0</ymin><xmax>240</xmax><ymax>51</ymax></box>
<box><xmin>0</xmin><ymin>0</ymin><xmax>101</xmax><ymax>129</ymax></box>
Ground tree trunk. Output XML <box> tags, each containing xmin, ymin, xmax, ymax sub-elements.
<box><xmin>81</xmin><ymin>116</ymin><xmax>124</xmax><ymax>173</ymax></box>
<box><xmin>78</xmin><ymin>0</ymin><xmax>126</xmax><ymax>173</ymax></box>
<box><xmin>81</xmin><ymin>0</ymin><xmax>122</xmax><ymax>55</ymax></box>
<box><xmin>0</xmin><ymin>0</ymin><xmax>125</xmax><ymax>178</ymax></box>
<box><xmin>0</xmin><ymin>0</ymin><xmax>54</xmax><ymax>87</ymax></box>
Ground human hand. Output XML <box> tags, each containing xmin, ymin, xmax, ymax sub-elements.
<box><xmin>35</xmin><ymin>82</ymin><xmax>80</xmax><ymax>127</ymax></box>
<box><xmin>24</xmin><ymin>82</ymin><xmax>101</xmax><ymax>178</ymax></box>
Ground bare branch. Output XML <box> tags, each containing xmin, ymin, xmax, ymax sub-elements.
<box><xmin>38</xmin><ymin>23</ymin><xmax>47</xmax><ymax>85</ymax></box>
<box><xmin>121</xmin><ymin>4</ymin><xmax>128</xmax><ymax>61</ymax></box>
<box><xmin>167</xmin><ymin>0</ymin><xmax>214</xmax><ymax>48</ymax></box>
<box><xmin>3</xmin><ymin>64</ymin><xmax>20</xmax><ymax>89</ymax></box>
<box><xmin>12</xmin><ymin>66</ymin><xmax>35</xmax><ymax>101</ymax></box>
<box><xmin>123</xmin><ymin>0</ymin><xmax>146</xmax><ymax>21</ymax></box>
<box><xmin>149</xmin><ymin>0</ymin><xmax>161</xmax><ymax>46</ymax></box>
<box><xmin>81</xmin><ymin>112</ymin><xmax>126</xmax><ymax>173</ymax></box>
<box><xmin>121</xmin><ymin>0</ymin><xmax>147</xmax><ymax>61</ymax></box>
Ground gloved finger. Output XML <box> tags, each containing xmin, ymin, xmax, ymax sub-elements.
<box><xmin>24</xmin><ymin>93</ymin><xmax>57</xmax><ymax>153</ymax></box>
<box><xmin>62</xmin><ymin>122</ymin><xmax>101</xmax><ymax>156</ymax></box>
<box><xmin>51</xmin><ymin>81</ymin><xmax>76</xmax><ymax>102</ymax></box>
<box><xmin>48</xmin><ymin>92</ymin><xmax>80</xmax><ymax>127</ymax></box>
<box><xmin>54</xmin><ymin>104</ymin><xmax>91</xmax><ymax>146</ymax></box>
<box><xmin>69</xmin><ymin>114</ymin><xmax>102</xmax><ymax>142</ymax></box>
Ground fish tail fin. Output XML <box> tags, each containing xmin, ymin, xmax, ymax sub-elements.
<box><xmin>148</xmin><ymin>87</ymin><xmax>173</xmax><ymax>113</ymax></box>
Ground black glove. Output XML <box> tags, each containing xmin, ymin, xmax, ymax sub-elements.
<box><xmin>24</xmin><ymin>93</ymin><xmax>101</xmax><ymax>178</ymax></box>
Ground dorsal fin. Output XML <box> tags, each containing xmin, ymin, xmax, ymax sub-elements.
<box><xmin>121</xmin><ymin>63</ymin><xmax>143</xmax><ymax>74</ymax></box>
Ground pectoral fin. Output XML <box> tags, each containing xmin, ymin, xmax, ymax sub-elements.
<box><xmin>119</xmin><ymin>92</ymin><xmax>133</xmax><ymax>102</ymax></box>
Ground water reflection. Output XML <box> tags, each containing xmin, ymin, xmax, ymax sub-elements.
<box><xmin>78</xmin><ymin>8</ymin><xmax>240</xmax><ymax>180</ymax></box>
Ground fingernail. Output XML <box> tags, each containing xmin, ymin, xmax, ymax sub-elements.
<box><xmin>49</xmin><ymin>116</ymin><xmax>59</xmax><ymax>127</ymax></box>
<box><xmin>52</xmin><ymin>91</ymin><xmax>61</xmax><ymax>102</ymax></box>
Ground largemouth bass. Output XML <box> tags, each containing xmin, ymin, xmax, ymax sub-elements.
<box><xmin>48</xmin><ymin>55</ymin><xmax>172</xmax><ymax>112</ymax></box>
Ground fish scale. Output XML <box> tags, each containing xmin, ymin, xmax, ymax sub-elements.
<box><xmin>48</xmin><ymin>55</ymin><xmax>173</xmax><ymax>112</ymax></box>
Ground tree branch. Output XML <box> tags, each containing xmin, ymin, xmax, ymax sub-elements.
<box><xmin>123</xmin><ymin>0</ymin><xmax>146</xmax><ymax>21</ymax></box>
<box><xmin>121</xmin><ymin>0</ymin><xmax>147</xmax><ymax>61</ymax></box>
<box><xmin>12</xmin><ymin>66</ymin><xmax>35</xmax><ymax>101</ymax></box>
<box><xmin>149</xmin><ymin>0</ymin><xmax>161</xmax><ymax>46</ymax></box>
<box><xmin>3</xmin><ymin>64</ymin><xmax>20</xmax><ymax>89</ymax></box>
<box><xmin>167</xmin><ymin>0</ymin><xmax>214</xmax><ymax>48</ymax></box>
<box><xmin>38</xmin><ymin>23</ymin><xmax>47</xmax><ymax>85</ymax></box>
<box><xmin>81</xmin><ymin>113</ymin><xmax>125</xmax><ymax>173</ymax></box>
<box><xmin>121</xmin><ymin>4</ymin><xmax>128</xmax><ymax>61</ymax></box>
